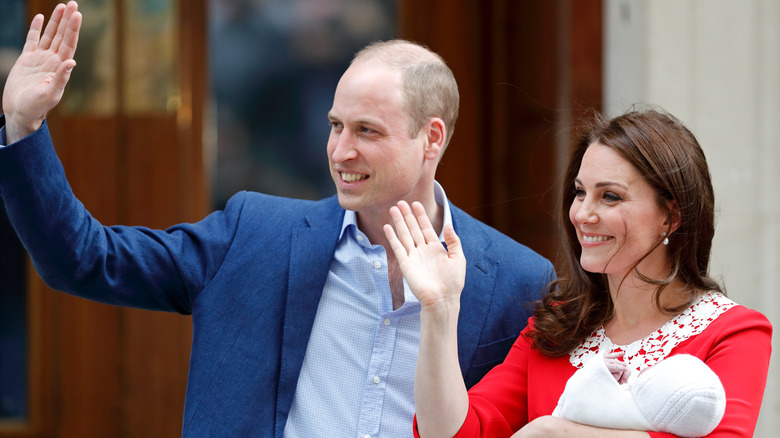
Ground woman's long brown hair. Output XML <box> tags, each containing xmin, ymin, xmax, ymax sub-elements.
<box><xmin>529</xmin><ymin>109</ymin><xmax>723</xmax><ymax>356</ymax></box>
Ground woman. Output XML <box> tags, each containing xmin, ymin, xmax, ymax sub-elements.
<box><xmin>384</xmin><ymin>109</ymin><xmax>772</xmax><ymax>437</ymax></box>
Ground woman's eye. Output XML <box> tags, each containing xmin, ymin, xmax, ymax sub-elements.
<box><xmin>572</xmin><ymin>188</ymin><xmax>585</xmax><ymax>198</ymax></box>
<box><xmin>603</xmin><ymin>192</ymin><xmax>622</xmax><ymax>203</ymax></box>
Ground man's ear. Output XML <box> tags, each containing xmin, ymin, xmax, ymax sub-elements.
<box><xmin>423</xmin><ymin>117</ymin><xmax>446</xmax><ymax>161</ymax></box>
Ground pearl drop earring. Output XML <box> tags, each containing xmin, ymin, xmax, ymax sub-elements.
<box><xmin>661</xmin><ymin>231</ymin><xmax>669</xmax><ymax>246</ymax></box>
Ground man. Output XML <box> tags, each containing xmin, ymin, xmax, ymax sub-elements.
<box><xmin>0</xmin><ymin>2</ymin><xmax>553</xmax><ymax>437</ymax></box>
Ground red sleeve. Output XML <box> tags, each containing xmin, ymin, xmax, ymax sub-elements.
<box><xmin>448</xmin><ymin>320</ymin><xmax>535</xmax><ymax>438</ymax></box>
<box><xmin>647</xmin><ymin>306</ymin><xmax>772</xmax><ymax>438</ymax></box>
<box><xmin>415</xmin><ymin>306</ymin><xmax>771</xmax><ymax>438</ymax></box>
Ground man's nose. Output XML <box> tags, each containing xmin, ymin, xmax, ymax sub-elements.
<box><xmin>330</xmin><ymin>131</ymin><xmax>358</xmax><ymax>162</ymax></box>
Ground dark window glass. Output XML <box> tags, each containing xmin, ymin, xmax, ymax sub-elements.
<box><xmin>209</xmin><ymin>0</ymin><xmax>397</xmax><ymax>208</ymax></box>
<box><xmin>0</xmin><ymin>0</ymin><xmax>29</xmax><ymax>421</ymax></box>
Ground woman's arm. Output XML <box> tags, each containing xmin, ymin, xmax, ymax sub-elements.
<box><xmin>689</xmin><ymin>309</ymin><xmax>772</xmax><ymax>437</ymax></box>
<box><xmin>512</xmin><ymin>416</ymin><xmax>650</xmax><ymax>438</ymax></box>
<box><xmin>384</xmin><ymin>200</ymin><xmax>469</xmax><ymax>437</ymax></box>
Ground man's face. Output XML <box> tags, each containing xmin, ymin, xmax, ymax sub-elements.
<box><xmin>327</xmin><ymin>61</ymin><xmax>429</xmax><ymax>218</ymax></box>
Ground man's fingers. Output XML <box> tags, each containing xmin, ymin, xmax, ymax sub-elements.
<box><xmin>58</xmin><ymin>10</ymin><xmax>82</xmax><ymax>61</ymax></box>
<box><xmin>39</xmin><ymin>3</ymin><xmax>66</xmax><ymax>50</ymax></box>
<box><xmin>51</xmin><ymin>60</ymin><xmax>77</xmax><ymax>95</ymax></box>
<box><xmin>23</xmin><ymin>15</ymin><xmax>45</xmax><ymax>53</ymax></box>
<box><xmin>49</xmin><ymin>2</ymin><xmax>79</xmax><ymax>53</ymax></box>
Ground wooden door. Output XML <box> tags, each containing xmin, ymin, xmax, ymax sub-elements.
<box><xmin>1</xmin><ymin>1</ymin><xmax>207</xmax><ymax>437</ymax></box>
<box><xmin>400</xmin><ymin>0</ymin><xmax>603</xmax><ymax>262</ymax></box>
<box><xmin>2</xmin><ymin>1</ymin><xmax>601</xmax><ymax>436</ymax></box>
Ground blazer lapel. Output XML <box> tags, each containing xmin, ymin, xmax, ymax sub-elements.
<box><xmin>275</xmin><ymin>197</ymin><xmax>344</xmax><ymax>438</ymax></box>
<box><xmin>450</xmin><ymin>205</ymin><xmax>498</xmax><ymax>377</ymax></box>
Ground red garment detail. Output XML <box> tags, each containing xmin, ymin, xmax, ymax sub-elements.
<box><xmin>416</xmin><ymin>294</ymin><xmax>772</xmax><ymax>438</ymax></box>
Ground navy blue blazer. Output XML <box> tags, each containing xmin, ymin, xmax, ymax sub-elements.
<box><xmin>0</xmin><ymin>118</ymin><xmax>554</xmax><ymax>437</ymax></box>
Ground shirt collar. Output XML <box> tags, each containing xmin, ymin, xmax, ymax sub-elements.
<box><xmin>338</xmin><ymin>180</ymin><xmax>453</xmax><ymax>242</ymax></box>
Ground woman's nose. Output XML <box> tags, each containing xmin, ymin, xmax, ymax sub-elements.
<box><xmin>574</xmin><ymin>199</ymin><xmax>598</xmax><ymax>224</ymax></box>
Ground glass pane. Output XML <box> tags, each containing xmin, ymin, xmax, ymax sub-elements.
<box><xmin>0</xmin><ymin>0</ymin><xmax>29</xmax><ymax>422</ymax></box>
<box><xmin>0</xmin><ymin>206</ymin><xmax>27</xmax><ymax>420</ymax></box>
<box><xmin>123</xmin><ymin>0</ymin><xmax>179</xmax><ymax>114</ymax></box>
<box><xmin>208</xmin><ymin>0</ymin><xmax>397</xmax><ymax>207</ymax></box>
<box><xmin>60</xmin><ymin>0</ymin><xmax>118</xmax><ymax>116</ymax></box>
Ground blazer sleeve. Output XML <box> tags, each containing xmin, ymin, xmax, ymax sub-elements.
<box><xmin>0</xmin><ymin>118</ymin><xmax>239</xmax><ymax>314</ymax></box>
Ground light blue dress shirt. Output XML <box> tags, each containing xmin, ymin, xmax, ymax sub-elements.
<box><xmin>283</xmin><ymin>183</ymin><xmax>452</xmax><ymax>438</ymax></box>
<box><xmin>1</xmin><ymin>124</ymin><xmax>453</xmax><ymax>436</ymax></box>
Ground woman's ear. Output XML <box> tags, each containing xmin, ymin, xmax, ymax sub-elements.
<box><xmin>665</xmin><ymin>200</ymin><xmax>681</xmax><ymax>234</ymax></box>
<box><xmin>423</xmin><ymin>117</ymin><xmax>446</xmax><ymax>161</ymax></box>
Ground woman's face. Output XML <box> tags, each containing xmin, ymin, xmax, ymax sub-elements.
<box><xmin>569</xmin><ymin>143</ymin><xmax>670</xmax><ymax>279</ymax></box>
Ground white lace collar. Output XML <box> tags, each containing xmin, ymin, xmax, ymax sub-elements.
<box><xmin>569</xmin><ymin>291</ymin><xmax>735</xmax><ymax>383</ymax></box>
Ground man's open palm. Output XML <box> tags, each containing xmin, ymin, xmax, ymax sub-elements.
<box><xmin>3</xmin><ymin>1</ymin><xmax>81</xmax><ymax>143</ymax></box>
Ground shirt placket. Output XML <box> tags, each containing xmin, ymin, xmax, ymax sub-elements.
<box><xmin>356</xmin><ymin>250</ymin><xmax>395</xmax><ymax>438</ymax></box>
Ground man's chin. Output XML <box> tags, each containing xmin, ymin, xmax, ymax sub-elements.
<box><xmin>336</xmin><ymin>193</ymin><xmax>362</xmax><ymax>212</ymax></box>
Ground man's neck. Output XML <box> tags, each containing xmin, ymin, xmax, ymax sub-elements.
<box><xmin>355</xmin><ymin>197</ymin><xmax>444</xmax><ymax>311</ymax></box>
<box><xmin>356</xmin><ymin>197</ymin><xmax>444</xmax><ymax>250</ymax></box>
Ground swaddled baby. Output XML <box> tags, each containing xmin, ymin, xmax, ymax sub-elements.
<box><xmin>553</xmin><ymin>353</ymin><xmax>726</xmax><ymax>437</ymax></box>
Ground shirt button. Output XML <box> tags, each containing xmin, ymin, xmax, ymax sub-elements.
<box><xmin>364</xmin><ymin>435</ymin><xmax>371</xmax><ymax>438</ymax></box>
<box><xmin>373</xmin><ymin>261</ymin><xmax>381</xmax><ymax>269</ymax></box>
<box><xmin>356</xmin><ymin>235</ymin><xmax>364</xmax><ymax>241</ymax></box>
<box><xmin>383</xmin><ymin>318</ymin><xmax>391</xmax><ymax>326</ymax></box>
<box><xmin>373</xmin><ymin>376</ymin><xmax>381</xmax><ymax>384</ymax></box>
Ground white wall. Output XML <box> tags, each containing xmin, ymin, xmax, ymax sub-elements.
<box><xmin>604</xmin><ymin>1</ymin><xmax>779</xmax><ymax>436</ymax></box>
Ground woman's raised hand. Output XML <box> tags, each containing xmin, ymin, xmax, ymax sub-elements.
<box><xmin>383</xmin><ymin>201</ymin><xmax>466</xmax><ymax>310</ymax></box>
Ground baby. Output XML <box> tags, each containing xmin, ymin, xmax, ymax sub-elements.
<box><xmin>552</xmin><ymin>352</ymin><xmax>726</xmax><ymax>437</ymax></box>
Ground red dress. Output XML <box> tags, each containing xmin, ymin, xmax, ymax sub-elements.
<box><xmin>419</xmin><ymin>292</ymin><xmax>772</xmax><ymax>438</ymax></box>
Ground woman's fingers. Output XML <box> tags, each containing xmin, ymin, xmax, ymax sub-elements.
<box><xmin>383</xmin><ymin>223</ymin><xmax>407</xmax><ymax>263</ymax></box>
<box><xmin>387</xmin><ymin>200</ymin><xmax>452</xmax><ymax>259</ymax></box>
<box><xmin>441</xmin><ymin>224</ymin><xmax>464</xmax><ymax>260</ymax></box>
<box><xmin>397</xmin><ymin>201</ymin><xmax>426</xmax><ymax>246</ymax></box>
<box><xmin>410</xmin><ymin>202</ymin><xmax>441</xmax><ymax>245</ymax></box>
<box><xmin>388</xmin><ymin>204</ymin><xmax>415</xmax><ymax>253</ymax></box>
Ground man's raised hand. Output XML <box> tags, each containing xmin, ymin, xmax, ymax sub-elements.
<box><xmin>3</xmin><ymin>2</ymin><xmax>81</xmax><ymax>143</ymax></box>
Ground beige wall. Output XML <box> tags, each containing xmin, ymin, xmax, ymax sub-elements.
<box><xmin>604</xmin><ymin>1</ymin><xmax>779</xmax><ymax>436</ymax></box>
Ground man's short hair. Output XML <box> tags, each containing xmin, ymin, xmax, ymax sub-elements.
<box><xmin>352</xmin><ymin>40</ymin><xmax>459</xmax><ymax>152</ymax></box>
